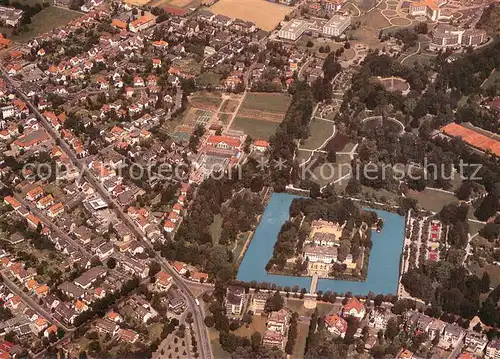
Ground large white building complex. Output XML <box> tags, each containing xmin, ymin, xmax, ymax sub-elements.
<box><xmin>429</xmin><ymin>24</ymin><xmax>487</xmax><ymax>51</ymax></box>
<box><xmin>277</xmin><ymin>19</ymin><xmax>309</xmax><ymax>41</ymax></box>
<box><xmin>322</xmin><ymin>14</ymin><xmax>351</xmax><ymax>37</ymax></box>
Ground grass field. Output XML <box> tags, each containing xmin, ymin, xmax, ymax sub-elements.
<box><xmin>5</xmin><ymin>6</ymin><xmax>80</xmax><ymax>42</ymax></box>
<box><xmin>196</xmin><ymin>71</ymin><xmax>222</xmax><ymax>87</ymax></box>
<box><xmin>402</xmin><ymin>52</ymin><xmax>437</xmax><ymax>67</ymax></box>
<box><xmin>208</xmin><ymin>328</ymin><xmax>229</xmax><ymax>359</ymax></box>
<box><xmin>311</xmin><ymin>153</ymin><xmax>352</xmax><ymax>187</ymax></box>
<box><xmin>469</xmin><ymin>261</ymin><xmax>500</xmax><ymax>288</ymax></box>
<box><xmin>296</xmin><ymin>149</ymin><xmax>312</xmax><ymax>165</ymax></box>
<box><xmin>233</xmin><ymin>232</ymin><xmax>250</xmax><ymax>261</ymax></box>
<box><xmin>234</xmin><ymin>315</ymin><xmax>268</xmax><ymax>337</ymax></box>
<box><xmin>231</xmin><ymin>92</ymin><xmax>291</xmax><ymax>139</ymax></box>
<box><xmin>300</xmin><ymin>118</ymin><xmax>335</xmax><ymax>150</ymax></box>
<box><xmin>240</xmin><ymin>92</ymin><xmax>291</xmax><ymax>114</ymax></box>
<box><xmin>210</xmin><ymin>214</ymin><xmax>223</xmax><ymax>244</ymax></box>
<box><xmin>468</xmin><ymin>220</ymin><xmax>485</xmax><ymax>236</ymax></box>
<box><xmin>207</xmin><ymin>0</ymin><xmax>293</xmax><ymax>31</ymax></box>
<box><xmin>407</xmin><ymin>188</ymin><xmax>459</xmax><ymax>213</ymax></box>
<box><xmin>293</xmin><ymin>323</ymin><xmax>309</xmax><ymax>359</ymax></box>
<box><xmin>230</xmin><ymin>116</ymin><xmax>280</xmax><ymax>139</ymax></box>
<box><xmin>359</xmin><ymin>9</ymin><xmax>391</xmax><ymax>29</ymax></box>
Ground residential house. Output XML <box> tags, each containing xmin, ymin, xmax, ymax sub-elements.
<box><xmin>342</xmin><ymin>297</ymin><xmax>366</xmax><ymax>320</ymax></box>
<box><xmin>325</xmin><ymin>313</ymin><xmax>348</xmax><ymax>338</ymax></box>
<box><xmin>225</xmin><ymin>286</ymin><xmax>246</xmax><ymax>318</ymax></box>
<box><xmin>155</xmin><ymin>271</ymin><xmax>173</xmax><ymax>291</ymax></box>
<box><xmin>95</xmin><ymin>318</ymin><xmax>119</xmax><ymax>336</ymax></box>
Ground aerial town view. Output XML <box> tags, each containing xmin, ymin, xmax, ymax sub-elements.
<box><xmin>0</xmin><ymin>0</ymin><xmax>499</xmax><ymax>356</ymax></box>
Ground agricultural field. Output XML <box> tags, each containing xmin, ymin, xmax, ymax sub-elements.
<box><xmin>230</xmin><ymin>92</ymin><xmax>291</xmax><ymax>139</ymax></box>
<box><xmin>207</xmin><ymin>0</ymin><xmax>293</xmax><ymax>31</ymax></box>
<box><xmin>220</xmin><ymin>99</ymin><xmax>240</xmax><ymax>113</ymax></box>
<box><xmin>189</xmin><ymin>92</ymin><xmax>223</xmax><ymax>110</ymax></box>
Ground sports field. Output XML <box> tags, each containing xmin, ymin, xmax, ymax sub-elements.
<box><xmin>239</xmin><ymin>92</ymin><xmax>291</xmax><ymax>116</ymax></box>
<box><xmin>208</xmin><ymin>0</ymin><xmax>293</xmax><ymax>31</ymax></box>
<box><xmin>230</xmin><ymin>92</ymin><xmax>291</xmax><ymax>139</ymax></box>
<box><xmin>231</xmin><ymin>117</ymin><xmax>280</xmax><ymax>139</ymax></box>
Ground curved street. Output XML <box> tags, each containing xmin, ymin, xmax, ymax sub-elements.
<box><xmin>0</xmin><ymin>66</ymin><xmax>212</xmax><ymax>359</ymax></box>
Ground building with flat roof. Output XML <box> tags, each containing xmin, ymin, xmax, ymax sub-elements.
<box><xmin>322</xmin><ymin>15</ymin><xmax>351</xmax><ymax>37</ymax></box>
<box><xmin>278</xmin><ymin>19</ymin><xmax>308</xmax><ymax>41</ymax></box>
<box><xmin>0</xmin><ymin>6</ymin><xmax>23</xmax><ymax>27</ymax></box>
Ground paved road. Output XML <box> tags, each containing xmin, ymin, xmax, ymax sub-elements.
<box><xmin>1</xmin><ymin>271</ymin><xmax>73</xmax><ymax>332</ymax></box>
<box><xmin>0</xmin><ymin>67</ymin><xmax>211</xmax><ymax>359</ymax></box>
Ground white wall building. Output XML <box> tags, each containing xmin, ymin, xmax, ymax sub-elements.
<box><xmin>322</xmin><ymin>15</ymin><xmax>351</xmax><ymax>37</ymax></box>
<box><xmin>278</xmin><ymin>19</ymin><xmax>308</xmax><ymax>41</ymax></box>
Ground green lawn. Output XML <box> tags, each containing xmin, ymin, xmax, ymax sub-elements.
<box><xmin>230</xmin><ymin>117</ymin><xmax>280</xmax><ymax>140</ymax></box>
<box><xmin>468</xmin><ymin>220</ymin><xmax>485</xmax><ymax>236</ymax></box>
<box><xmin>469</xmin><ymin>261</ymin><xmax>500</xmax><ymax>288</ymax></box>
<box><xmin>407</xmin><ymin>188</ymin><xmax>459</xmax><ymax>213</ymax></box>
<box><xmin>310</xmin><ymin>153</ymin><xmax>352</xmax><ymax>187</ymax></box>
<box><xmin>234</xmin><ymin>315</ymin><xmax>267</xmax><ymax>338</ymax></box>
<box><xmin>296</xmin><ymin>149</ymin><xmax>312</xmax><ymax>166</ymax></box>
<box><xmin>240</xmin><ymin>93</ymin><xmax>291</xmax><ymax>114</ymax></box>
<box><xmin>300</xmin><ymin>118</ymin><xmax>335</xmax><ymax>150</ymax></box>
<box><xmin>9</xmin><ymin>6</ymin><xmax>80</xmax><ymax>42</ymax></box>
<box><xmin>209</xmin><ymin>214</ymin><xmax>223</xmax><ymax>244</ymax></box>
<box><xmin>233</xmin><ymin>232</ymin><xmax>250</xmax><ymax>262</ymax></box>
<box><xmin>208</xmin><ymin>328</ymin><xmax>230</xmax><ymax>359</ymax></box>
<box><xmin>481</xmin><ymin>68</ymin><xmax>500</xmax><ymax>89</ymax></box>
<box><xmin>292</xmin><ymin>322</ymin><xmax>309</xmax><ymax>359</ymax></box>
